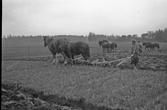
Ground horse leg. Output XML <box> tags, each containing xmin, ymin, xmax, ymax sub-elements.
<box><xmin>52</xmin><ymin>55</ymin><xmax>58</xmax><ymax>64</ymax></box>
<box><xmin>52</xmin><ymin>56</ymin><xmax>56</xmax><ymax>64</ymax></box>
<box><xmin>65</xmin><ymin>50</ymin><xmax>73</xmax><ymax>64</ymax></box>
<box><xmin>51</xmin><ymin>52</ymin><xmax>58</xmax><ymax>64</ymax></box>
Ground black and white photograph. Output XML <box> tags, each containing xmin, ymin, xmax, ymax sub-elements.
<box><xmin>2</xmin><ymin>0</ymin><xmax>167</xmax><ymax>110</ymax></box>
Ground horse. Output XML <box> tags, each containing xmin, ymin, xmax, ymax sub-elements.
<box><xmin>70</xmin><ymin>41</ymin><xmax>90</xmax><ymax>60</ymax></box>
<box><xmin>108</xmin><ymin>41</ymin><xmax>117</xmax><ymax>53</ymax></box>
<box><xmin>99</xmin><ymin>40</ymin><xmax>110</xmax><ymax>53</ymax></box>
<box><xmin>154</xmin><ymin>43</ymin><xmax>160</xmax><ymax>50</ymax></box>
<box><xmin>143</xmin><ymin>42</ymin><xmax>152</xmax><ymax>51</ymax></box>
<box><xmin>150</xmin><ymin>43</ymin><xmax>156</xmax><ymax>50</ymax></box>
<box><xmin>143</xmin><ymin>42</ymin><xmax>160</xmax><ymax>51</ymax></box>
<box><xmin>43</xmin><ymin>36</ymin><xmax>72</xmax><ymax>65</ymax></box>
<box><xmin>98</xmin><ymin>40</ymin><xmax>108</xmax><ymax>46</ymax></box>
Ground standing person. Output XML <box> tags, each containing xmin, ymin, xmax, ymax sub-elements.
<box><xmin>138</xmin><ymin>41</ymin><xmax>142</xmax><ymax>54</ymax></box>
<box><xmin>131</xmin><ymin>39</ymin><xmax>139</xmax><ymax>70</ymax></box>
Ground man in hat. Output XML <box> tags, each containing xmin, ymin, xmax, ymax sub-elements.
<box><xmin>131</xmin><ymin>39</ymin><xmax>139</xmax><ymax>70</ymax></box>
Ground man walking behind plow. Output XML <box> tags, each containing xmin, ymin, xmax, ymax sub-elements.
<box><xmin>131</xmin><ymin>39</ymin><xmax>140</xmax><ymax>70</ymax></box>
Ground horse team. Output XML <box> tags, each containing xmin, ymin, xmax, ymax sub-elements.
<box><xmin>43</xmin><ymin>36</ymin><xmax>160</xmax><ymax>65</ymax></box>
<box><xmin>43</xmin><ymin>36</ymin><xmax>90</xmax><ymax>65</ymax></box>
<box><xmin>98</xmin><ymin>40</ymin><xmax>117</xmax><ymax>53</ymax></box>
<box><xmin>142</xmin><ymin>42</ymin><xmax>160</xmax><ymax>51</ymax></box>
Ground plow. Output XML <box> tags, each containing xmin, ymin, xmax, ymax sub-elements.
<box><xmin>72</xmin><ymin>54</ymin><xmax>133</xmax><ymax>67</ymax></box>
<box><xmin>68</xmin><ymin>52</ymin><xmax>167</xmax><ymax>71</ymax></box>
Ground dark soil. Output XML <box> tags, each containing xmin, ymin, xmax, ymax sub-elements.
<box><xmin>1</xmin><ymin>83</ymin><xmax>130</xmax><ymax>110</ymax></box>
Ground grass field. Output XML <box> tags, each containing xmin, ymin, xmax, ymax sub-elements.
<box><xmin>2</xmin><ymin>38</ymin><xmax>167</xmax><ymax>110</ymax></box>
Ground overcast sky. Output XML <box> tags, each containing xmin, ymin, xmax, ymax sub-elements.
<box><xmin>2</xmin><ymin>0</ymin><xmax>167</xmax><ymax>37</ymax></box>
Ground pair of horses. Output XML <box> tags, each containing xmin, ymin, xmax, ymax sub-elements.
<box><xmin>99</xmin><ymin>40</ymin><xmax>117</xmax><ymax>53</ymax></box>
<box><xmin>143</xmin><ymin>42</ymin><xmax>160</xmax><ymax>51</ymax></box>
<box><xmin>43</xmin><ymin>36</ymin><xmax>90</xmax><ymax>65</ymax></box>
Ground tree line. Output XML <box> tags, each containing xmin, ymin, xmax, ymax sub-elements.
<box><xmin>88</xmin><ymin>28</ymin><xmax>167</xmax><ymax>42</ymax></box>
<box><xmin>3</xmin><ymin>28</ymin><xmax>167</xmax><ymax>42</ymax></box>
<box><xmin>87</xmin><ymin>32</ymin><xmax>139</xmax><ymax>42</ymax></box>
<box><xmin>142</xmin><ymin>28</ymin><xmax>167</xmax><ymax>42</ymax></box>
<box><xmin>2</xmin><ymin>35</ymin><xmax>86</xmax><ymax>42</ymax></box>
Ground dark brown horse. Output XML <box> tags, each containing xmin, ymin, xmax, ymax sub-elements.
<box><xmin>99</xmin><ymin>40</ymin><xmax>117</xmax><ymax>53</ymax></box>
<box><xmin>143</xmin><ymin>42</ymin><xmax>159</xmax><ymax>51</ymax></box>
<box><xmin>43</xmin><ymin>36</ymin><xmax>72</xmax><ymax>65</ymax></box>
<box><xmin>98</xmin><ymin>40</ymin><xmax>108</xmax><ymax>46</ymax></box>
<box><xmin>99</xmin><ymin>40</ymin><xmax>109</xmax><ymax>53</ymax></box>
<box><xmin>108</xmin><ymin>41</ymin><xmax>117</xmax><ymax>53</ymax></box>
<box><xmin>70</xmin><ymin>41</ymin><xmax>90</xmax><ymax>60</ymax></box>
<box><xmin>143</xmin><ymin>42</ymin><xmax>152</xmax><ymax>51</ymax></box>
<box><xmin>154</xmin><ymin>43</ymin><xmax>160</xmax><ymax>50</ymax></box>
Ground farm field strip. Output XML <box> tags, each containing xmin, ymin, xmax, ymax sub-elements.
<box><xmin>2</xmin><ymin>41</ymin><xmax>167</xmax><ymax>109</ymax></box>
<box><xmin>2</xmin><ymin>60</ymin><xmax>167</xmax><ymax>109</ymax></box>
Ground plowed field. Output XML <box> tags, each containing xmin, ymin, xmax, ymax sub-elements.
<box><xmin>2</xmin><ymin>41</ymin><xmax>167</xmax><ymax>110</ymax></box>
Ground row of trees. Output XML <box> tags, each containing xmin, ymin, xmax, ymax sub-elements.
<box><xmin>141</xmin><ymin>28</ymin><xmax>167</xmax><ymax>42</ymax></box>
<box><xmin>4</xmin><ymin>34</ymin><xmax>85</xmax><ymax>39</ymax></box>
<box><xmin>2</xmin><ymin>35</ymin><xmax>87</xmax><ymax>42</ymax></box>
<box><xmin>88</xmin><ymin>32</ymin><xmax>139</xmax><ymax>42</ymax></box>
<box><xmin>88</xmin><ymin>28</ymin><xmax>167</xmax><ymax>42</ymax></box>
<box><xmin>3</xmin><ymin>28</ymin><xmax>167</xmax><ymax>42</ymax></box>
